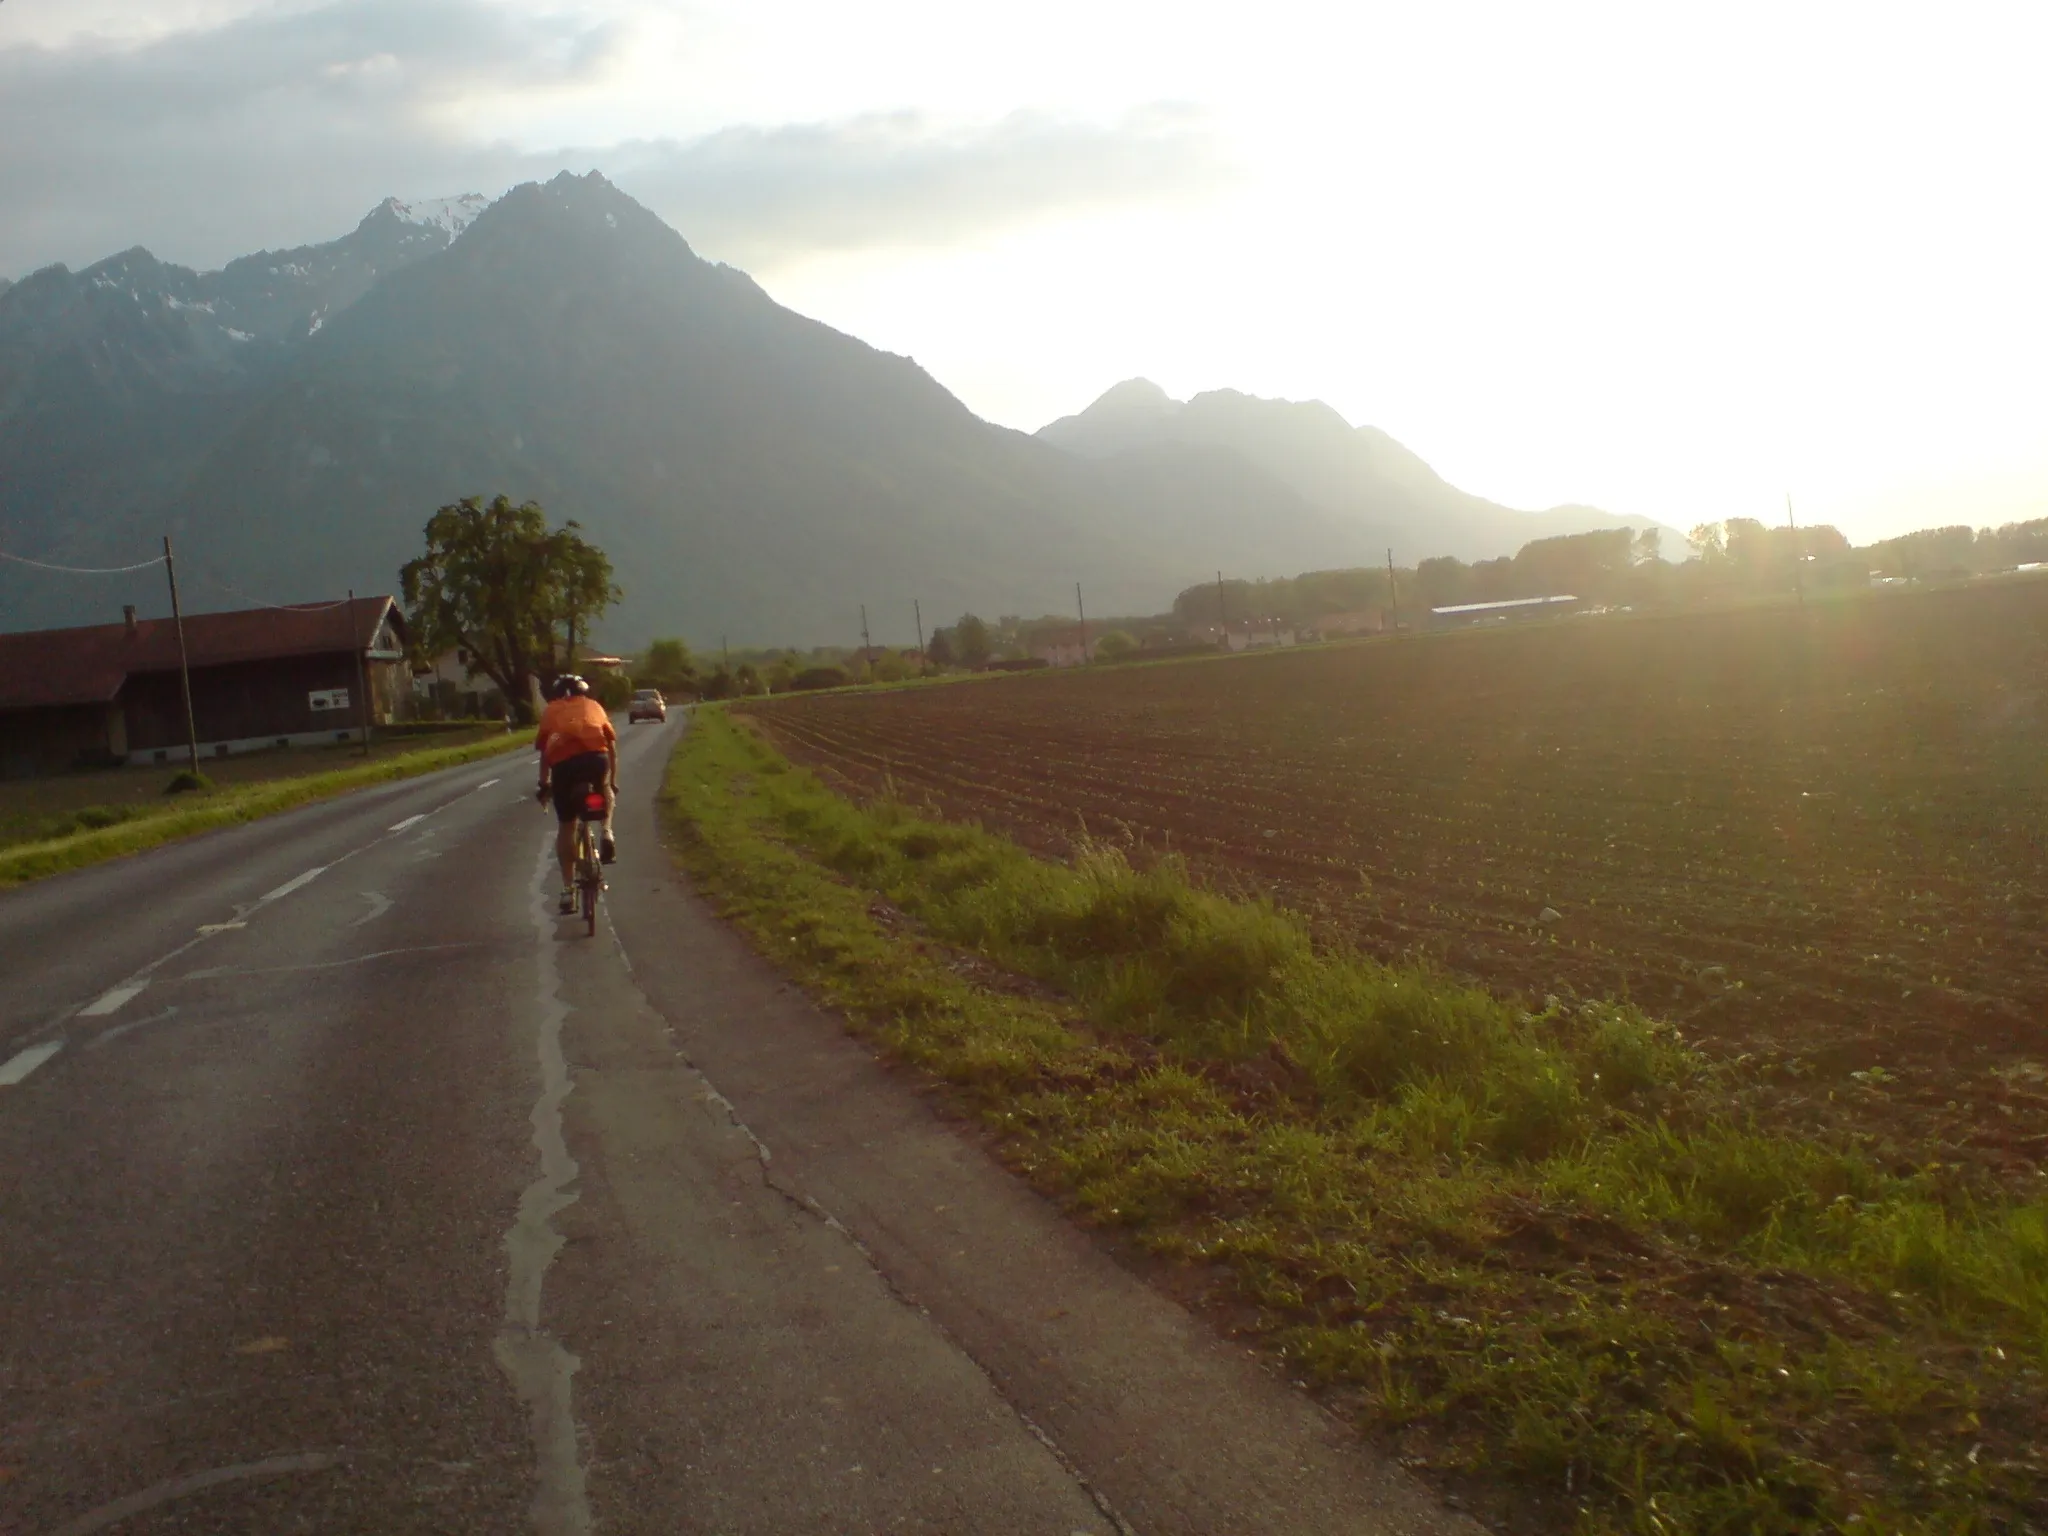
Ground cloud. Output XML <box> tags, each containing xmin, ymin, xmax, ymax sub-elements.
<box><xmin>608</xmin><ymin>107</ymin><xmax>1227</xmax><ymax>266</ymax></box>
<box><xmin>0</xmin><ymin>0</ymin><xmax>1227</xmax><ymax>278</ymax></box>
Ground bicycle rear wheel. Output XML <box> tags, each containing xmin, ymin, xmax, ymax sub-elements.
<box><xmin>582</xmin><ymin>874</ymin><xmax>597</xmax><ymax>935</ymax></box>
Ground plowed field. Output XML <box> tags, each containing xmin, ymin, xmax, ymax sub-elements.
<box><xmin>746</xmin><ymin>582</ymin><xmax>2048</xmax><ymax>1183</ymax></box>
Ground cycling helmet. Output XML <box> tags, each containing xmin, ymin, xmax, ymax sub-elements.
<box><xmin>548</xmin><ymin>674</ymin><xmax>589</xmax><ymax>700</ymax></box>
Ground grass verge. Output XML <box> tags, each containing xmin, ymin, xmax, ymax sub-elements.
<box><xmin>0</xmin><ymin>732</ymin><xmax>526</xmax><ymax>888</ymax></box>
<box><xmin>665</xmin><ymin>708</ymin><xmax>2046</xmax><ymax>1534</ymax></box>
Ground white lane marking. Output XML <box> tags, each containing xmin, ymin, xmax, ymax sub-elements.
<box><xmin>86</xmin><ymin>1006</ymin><xmax>178</xmax><ymax>1050</ymax></box>
<box><xmin>497</xmin><ymin>834</ymin><xmax>593</xmax><ymax>1532</ymax></box>
<box><xmin>0</xmin><ymin>1040</ymin><xmax>65</xmax><ymax>1086</ymax></box>
<box><xmin>389</xmin><ymin>814</ymin><xmax>427</xmax><ymax>833</ymax></box>
<box><xmin>353</xmin><ymin>891</ymin><xmax>393</xmax><ymax>927</ymax></box>
<box><xmin>47</xmin><ymin>764</ymin><xmax>506</xmax><ymax>1041</ymax></box>
<box><xmin>181</xmin><ymin>943</ymin><xmax>480</xmax><ymax>981</ymax></box>
<box><xmin>477</xmin><ymin>778</ymin><xmax>501</xmax><ymax>790</ymax></box>
<box><xmin>46</xmin><ymin>1452</ymin><xmax>339</xmax><ymax>1536</ymax></box>
<box><xmin>79</xmin><ymin>982</ymin><xmax>147</xmax><ymax>1017</ymax></box>
<box><xmin>260</xmin><ymin>865</ymin><xmax>329</xmax><ymax>903</ymax></box>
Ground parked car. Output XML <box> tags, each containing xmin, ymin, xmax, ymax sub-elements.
<box><xmin>628</xmin><ymin>688</ymin><xmax>667</xmax><ymax>723</ymax></box>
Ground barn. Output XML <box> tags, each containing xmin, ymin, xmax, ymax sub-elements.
<box><xmin>0</xmin><ymin>598</ymin><xmax>408</xmax><ymax>778</ymax></box>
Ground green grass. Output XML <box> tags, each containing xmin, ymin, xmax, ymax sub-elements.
<box><xmin>664</xmin><ymin>707</ymin><xmax>2048</xmax><ymax>1533</ymax></box>
<box><xmin>0</xmin><ymin>731</ymin><xmax>527</xmax><ymax>888</ymax></box>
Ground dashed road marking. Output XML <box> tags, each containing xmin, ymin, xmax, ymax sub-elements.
<box><xmin>79</xmin><ymin>983</ymin><xmax>147</xmax><ymax>1017</ymax></box>
<box><xmin>260</xmin><ymin>866</ymin><xmax>328</xmax><ymax>903</ymax></box>
<box><xmin>477</xmin><ymin>779</ymin><xmax>501</xmax><ymax>791</ymax></box>
<box><xmin>0</xmin><ymin>1040</ymin><xmax>65</xmax><ymax>1086</ymax></box>
<box><xmin>388</xmin><ymin>814</ymin><xmax>427</xmax><ymax>833</ymax></box>
<box><xmin>353</xmin><ymin>891</ymin><xmax>393</xmax><ymax>927</ymax></box>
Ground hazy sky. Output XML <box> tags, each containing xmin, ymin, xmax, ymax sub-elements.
<box><xmin>5</xmin><ymin>0</ymin><xmax>2045</xmax><ymax>545</ymax></box>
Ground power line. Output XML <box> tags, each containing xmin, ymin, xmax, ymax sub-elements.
<box><xmin>189</xmin><ymin>568</ymin><xmax>355</xmax><ymax>612</ymax></box>
<box><xmin>0</xmin><ymin>548</ymin><xmax>167</xmax><ymax>575</ymax></box>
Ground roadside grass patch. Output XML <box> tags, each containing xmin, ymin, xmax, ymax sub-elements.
<box><xmin>665</xmin><ymin>708</ymin><xmax>2048</xmax><ymax>1533</ymax></box>
<box><xmin>0</xmin><ymin>732</ymin><xmax>526</xmax><ymax>888</ymax></box>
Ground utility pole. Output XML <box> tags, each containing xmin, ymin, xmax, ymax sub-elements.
<box><xmin>860</xmin><ymin>603</ymin><xmax>872</xmax><ymax>661</ymax></box>
<box><xmin>721</xmin><ymin>635</ymin><xmax>730</xmax><ymax>673</ymax></box>
<box><xmin>162</xmin><ymin>535</ymin><xmax>200</xmax><ymax>776</ymax></box>
<box><xmin>1787</xmin><ymin>493</ymin><xmax>1806</xmax><ymax>609</ymax></box>
<box><xmin>913</xmin><ymin>599</ymin><xmax>926</xmax><ymax>675</ymax></box>
<box><xmin>349</xmin><ymin>589</ymin><xmax>374</xmax><ymax>757</ymax></box>
<box><xmin>1387</xmin><ymin>548</ymin><xmax>1399</xmax><ymax>633</ymax></box>
<box><xmin>1216</xmin><ymin>570</ymin><xmax>1227</xmax><ymax>632</ymax></box>
<box><xmin>1076</xmin><ymin>582</ymin><xmax>1089</xmax><ymax>663</ymax></box>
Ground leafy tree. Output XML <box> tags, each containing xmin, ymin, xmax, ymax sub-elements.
<box><xmin>953</xmin><ymin>613</ymin><xmax>992</xmax><ymax>668</ymax></box>
<box><xmin>1514</xmin><ymin>528</ymin><xmax>1633</xmax><ymax>600</ymax></box>
<box><xmin>765</xmin><ymin>656</ymin><xmax>797</xmax><ymax>693</ymax></box>
<box><xmin>1414</xmin><ymin>556</ymin><xmax>1469</xmax><ymax>609</ymax></box>
<box><xmin>1688</xmin><ymin>522</ymin><xmax>1728</xmax><ymax>564</ymax></box>
<box><xmin>734</xmin><ymin>662</ymin><xmax>763</xmax><ymax>696</ymax></box>
<box><xmin>588</xmin><ymin>670</ymin><xmax>633</xmax><ymax>710</ymax></box>
<box><xmin>701</xmin><ymin>666</ymin><xmax>735</xmax><ymax>701</ymax></box>
<box><xmin>401</xmin><ymin>495</ymin><xmax>618</xmax><ymax>722</ymax></box>
<box><xmin>1631</xmin><ymin>527</ymin><xmax>1663</xmax><ymax>565</ymax></box>
<box><xmin>926</xmin><ymin>627</ymin><xmax>956</xmax><ymax>668</ymax></box>
<box><xmin>640</xmin><ymin>638</ymin><xmax>697</xmax><ymax>693</ymax></box>
<box><xmin>1094</xmin><ymin>629</ymin><xmax>1138</xmax><ymax>660</ymax></box>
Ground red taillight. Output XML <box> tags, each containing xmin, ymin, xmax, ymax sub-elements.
<box><xmin>583</xmin><ymin>792</ymin><xmax>606</xmax><ymax>814</ymax></box>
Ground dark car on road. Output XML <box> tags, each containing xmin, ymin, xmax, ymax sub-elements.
<box><xmin>628</xmin><ymin>688</ymin><xmax>666</xmax><ymax>723</ymax></box>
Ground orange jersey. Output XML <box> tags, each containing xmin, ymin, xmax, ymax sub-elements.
<box><xmin>534</xmin><ymin>695</ymin><xmax>617</xmax><ymax>767</ymax></box>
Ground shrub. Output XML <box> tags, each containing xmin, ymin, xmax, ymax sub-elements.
<box><xmin>790</xmin><ymin>666</ymin><xmax>849</xmax><ymax>692</ymax></box>
<box><xmin>164</xmin><ymin>769</ymin><xmax>212</xmax><ymax>795</ymax></box>
<box><xmin>1095</xmin><ymin>629</ymin><xmax>1139</xmax><ymax>660</ymax></box>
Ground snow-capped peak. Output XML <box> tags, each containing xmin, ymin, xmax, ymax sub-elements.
<box><xmin>384</xmin><ymin>193</ymin><xmax>490</xmax><ymax>238</ymax></box>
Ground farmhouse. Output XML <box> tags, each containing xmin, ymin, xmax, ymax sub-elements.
<box><xmin>0</xmin><ymin>598</ymin><xmax>408</xmax><ymax>778</ymax></box>
<box><xmin>1029</xmin><ymin>626</ymin><xmax>1097</xmax><ymax>668</ymax></box>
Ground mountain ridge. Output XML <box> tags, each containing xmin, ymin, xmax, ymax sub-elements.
<box><xmin>1037</xmin><ymin>377</ymin><xmax>1681</xmax><ymax>562</ymax></box>
<box><xmin>3</xmin><ymin>178</ymin><xmax>1675</xmax><ymax>646</ymax></box>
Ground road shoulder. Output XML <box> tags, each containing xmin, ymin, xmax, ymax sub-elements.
<box><xmin>603</xmin><ymin>717</ymin><xmax>1477</xmax><ymax>1535</ymax></box>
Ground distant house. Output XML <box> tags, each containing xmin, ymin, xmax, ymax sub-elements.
<box><xmin>1181</xmin><ymin>621</ymin><xmax>1297</xmax><ymax>652</ymax></box>
<box><xmin>1311</xmin><ymin>610</ymin><xmax>1385</xmax><ymax>639</ymax></box>
<box><xmin>0</xmin><ymin>598</ymin><xmax>409</xmax><ymax>778</ymax></box>
<box><xmin>1029</xmin><ymin>627</ymin><xmax>1097</xmax><ymax>668</ymax></box>
<box><xmin>413</xmin><ymin>647</ymin><xmax>507</xmax><ymax>719</ymax></box>
<box><xmin>1225</xmin><ymin>622</ymin><xmax>1296</xmax><ymax>652</ymax></box>
<box><xmin>1428</xmin><ymin>595</ymin><xmax>1584</xmax><ymax>629</ymax></box>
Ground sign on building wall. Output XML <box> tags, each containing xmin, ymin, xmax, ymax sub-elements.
<box><xmin>309</xmin><ymin>688</ymin><xmax>351</xmax><ymax>712</ymax></box>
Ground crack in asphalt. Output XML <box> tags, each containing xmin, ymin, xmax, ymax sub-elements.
<box><xmin>493</xmin><ymin>835</ymin><xmax>593</xmax><ymax>1536</ymax></box>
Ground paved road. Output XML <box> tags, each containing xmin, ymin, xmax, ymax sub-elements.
<box><xmin>0</xmin><ymin>715</ymin><xmax>1475</xmax><ymax>1535</ymax></box>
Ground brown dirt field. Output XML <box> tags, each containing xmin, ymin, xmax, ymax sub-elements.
<box><xmin>746</xmin><ymin>580</ymin><xmax>2048</xmax><ymax>1187</ymax></box>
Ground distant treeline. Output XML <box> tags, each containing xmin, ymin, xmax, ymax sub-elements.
<box><xmin>621</xmin><ymin>514</ymin><xmax>2048</xmax><ymax>695</ymax></box>
<box><xmin>1170</xmin><ymin>514</ymin><xmax>2048</xmax><ymax>624</ymax></box>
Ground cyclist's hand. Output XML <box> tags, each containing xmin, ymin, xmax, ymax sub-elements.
<box><xmin>535</xmin><ymin>784</ymin><xmax>549</xmax><ymax>806</ymax></box>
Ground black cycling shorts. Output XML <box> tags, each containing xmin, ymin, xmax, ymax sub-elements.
<box><xmin>549</xmin><ymin>751</ymin><xmax>611</xmax><ymax>823</ymax></box>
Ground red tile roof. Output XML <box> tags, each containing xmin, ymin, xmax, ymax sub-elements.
<box><xmin>0</xmin><ymin>598</ymin><xmax>405</xmax><ymax>711</ymax></box>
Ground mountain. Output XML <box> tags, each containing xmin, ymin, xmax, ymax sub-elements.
<box><xmin>1</xmin><ymin>177</ymin><xmax>1664</xmax><ymax>647</ymax></box>
<box><xmin>0</xmin><ymin>195</ymin><xmax>486</xmax><ymax>613</ymax></box>
<box><xmin>1038</xmin><ymin>379</ymin><xmax>1681</xmax><ymax>564</ymax></box>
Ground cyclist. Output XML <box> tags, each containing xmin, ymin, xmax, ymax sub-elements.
<box><xmin>534</xmin><ymin>675</ymin><xmax>619</xmax><ymax>914</ymax></box>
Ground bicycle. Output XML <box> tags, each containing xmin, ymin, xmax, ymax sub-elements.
<box><xmin>569</xmin><ymin>786</ymin><xmax>607</xmax><ymax>935</ymax></box>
